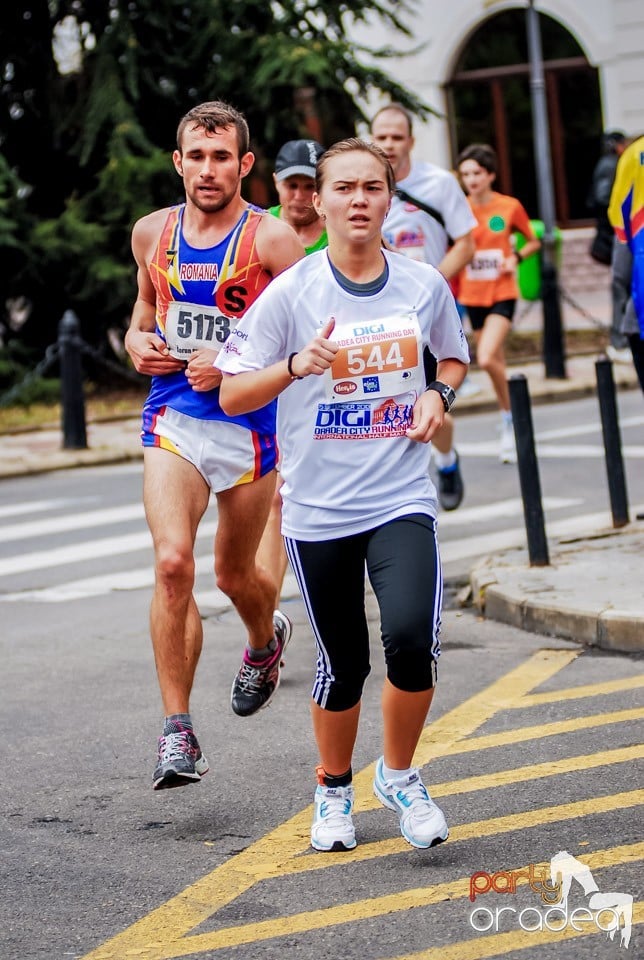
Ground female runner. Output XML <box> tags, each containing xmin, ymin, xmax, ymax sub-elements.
<box><xmin>216</xmin><ymin>138</ymin><xmax>469</xmax><ymax>852</ymax></box>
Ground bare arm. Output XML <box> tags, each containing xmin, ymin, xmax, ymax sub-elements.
<box><xmin>406</xmin><ymin>357</ymin><xmax>469</xmax><ymax>443</ymax></box>
<box><xmin>438</xmin><ymin>232</ymin><xmax>475</xmax><ymax>281</ymax></box>
<box><xmin>124</xmin><ymin>212</ymin><xmax>185</xmax><ymax>376</ymax></box>
<box><xmin>502</xmin><ymin>235</ymin><xmax>541</xmax><ymax>275</ymax></box>
<box><xmin>219</xmin><ymin>319</ymin><xmax>337</xmax><ymax>416</ymax></box>
<box><xmin>255</xmin><ymin>213</ymin><xmax>306</xmax><ymax>277</ymax></box>
<box><xmin>517</xmin><ymin>235</ymin><xmax>541</xmax><ymax>260</ymax></box>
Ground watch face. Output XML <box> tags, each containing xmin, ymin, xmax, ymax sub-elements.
<box><xmin>435</xmin><ymin>382</ymin><xmax>454</xmax><ymax>408</ymax></box>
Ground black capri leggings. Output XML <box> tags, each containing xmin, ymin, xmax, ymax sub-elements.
<box><xmin>284</xmin><ymin>513</ymin><xmax>443</xmax><ymax>712</ymax></box>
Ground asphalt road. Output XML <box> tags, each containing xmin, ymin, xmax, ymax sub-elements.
<box><xmin>1</xmin><ymin>393</ymin><xmax>643</xmax><ymax>960</ymax></box>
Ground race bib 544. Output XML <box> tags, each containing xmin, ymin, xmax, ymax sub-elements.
<box><xmin>325</xmin><ymin>312</ymin><xmax>423</xmax><ymax>402</ymax></box>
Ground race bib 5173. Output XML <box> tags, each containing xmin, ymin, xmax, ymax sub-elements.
<box><xmin>163</xmin><ymin>301</ymin><xmax>234</xmax><ymax>360</ymax></box>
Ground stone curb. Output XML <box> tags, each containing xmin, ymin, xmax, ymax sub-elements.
<box><xmin>470</xmin><ymin>547</ymin><xmax>644</xmax><ymax>655</ymax></box>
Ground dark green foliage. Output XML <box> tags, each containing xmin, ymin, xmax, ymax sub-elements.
<box><xmin>0</xmin><ymin>374</ymin><xmax>62</xmax><ymax>409</ymax></box>
<box><xmin>0</xmin><ymin>339</ymin><xmax>60</xmax><ymax>407</ymax></box>
<box><xmin>0</xmin><ymin>0</ymin><xmax>431</xmax><ymax>383</ymax></box>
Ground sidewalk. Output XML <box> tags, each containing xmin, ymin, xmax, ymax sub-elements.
<box><xmin>1</xmin><ymin>343</ymin><xmax>642</xmax><ymax>655</ymax></box>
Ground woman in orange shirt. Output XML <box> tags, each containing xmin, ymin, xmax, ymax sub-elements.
<box><xmin>456</xmin><ymin>144</ymin><xmax>541</xmax><ymax>462</ymax></box>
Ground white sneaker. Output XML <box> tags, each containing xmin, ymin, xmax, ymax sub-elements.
<box><xmin>499</xmin><ymin>421</ymin><xmax>517</xmax><ymax>464</ymax></box>
<box><xmin>606</xmin><ymin>345</ymin><xmax>632</xmax><ymax>365</ymax></box>
<box><xmin>373</xmin><ymin>757</ymin><xmax>448</xmax><ymax>849</ymax></box>
<box><xmin>311</xmin><ymin>783</ymin><xmax>357</xmax><ymax>852</ymax></box>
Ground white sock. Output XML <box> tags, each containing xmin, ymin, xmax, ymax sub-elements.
<box><xmin>382</xmin><ymin>762</ymin><xmax>413</xmax><ymax>782</ymax></box>
<box><xmin>501</xmin><ymin>410</ymin><xmax>513</xmax><ymax>427</ymax></box>
<box><xmin>433</xmin><ymin>448</ymin><xmax>457</xmax><ymax>470</ymax></box>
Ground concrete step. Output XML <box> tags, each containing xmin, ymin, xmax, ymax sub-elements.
<box><xmin>559</xmin><ymin>226</ymin><xmax>612</xmax><ymax>294</ymax></box>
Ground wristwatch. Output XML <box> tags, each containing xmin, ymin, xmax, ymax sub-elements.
<box><xmin>425</xmin><ymin>380</ymin><xmax>456</xmax><ymax>412</ymax></box>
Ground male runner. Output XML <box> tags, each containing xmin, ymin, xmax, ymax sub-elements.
<box><xmin>125</xmin><ymin>101</ymin><xmax>305</xmax><ymax>790</ymax></box>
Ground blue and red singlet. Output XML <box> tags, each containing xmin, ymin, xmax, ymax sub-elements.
<box><xmin>143</xmin><ymin>204</ymin><xmax>275</xmax><ymax>431</ymax></box>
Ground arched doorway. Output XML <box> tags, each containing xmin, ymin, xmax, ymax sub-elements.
<box><xmin>445</xmin><ymin>9</ymin><xmax>603</xmax><ymax>225</ymax></box>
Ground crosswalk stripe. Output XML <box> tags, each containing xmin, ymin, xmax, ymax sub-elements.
<box><xmin>0</xmin><ymin>520</ymin><xmax>214</xmax><ymax>578</ymax></box>
<box><xmin>0</xmin><ymin>498</ymin><xmax>88</xmax><ymax>521</ymax></box>
<box><xmin>0</xmin><ymin>502</ymin><xmax>146</xmax><ymax>543</ymax></box>
<box><xmin>2</xmin><ymin>502</ymin><xmax>643</xmax><ymax>604</ymax></box>
<box><xmin>442</xmin><ymin>503</ymin><xmax>644</xmax><ymax>563</ymax></box>
<box><xmin>0</xmin><ymin>495</ymin><xmax>580</xmax><ymax>543</ymax></box>
<box><xmin>0</xmin><ymin>550</ymin><xmax>211</xmax><ymax>601</ymax></box>
<box><xmin>534</xmin><ymin>413</ymin><xmax>644</xmax><ymax>440</ymax></box>
<box><xmin>457</xmin><ymin>442</ymin><xmax>644</xmax><ymax>458</ymax></box>
<box><xmin>0</xmin><ymin>527</ymin><xmax>154</xmax><ymax>577</ymax></box>
<box><xmin>437</xmin><ymin>496</ymin><xmax>580</xmax><ymax>527</ymax></box>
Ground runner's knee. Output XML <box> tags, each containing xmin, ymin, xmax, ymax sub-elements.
<box><xmin>156</xmin><ymin>542</ymin><xmax>194</xmax><ymax>584</ymax></box>
<box><xmin>154</xmin><ymin>545</ymin><xmax>196</xmax><ymax>601</ymax></box>
<box><xmin>383</xmin><ymin>617</ymin><xmax>439</xmax><ymax>691</ymax></box>
<box><xmin>386</xmin><ymin>651</ymin><xmax>437</xmax><ymax>691</ymax></box>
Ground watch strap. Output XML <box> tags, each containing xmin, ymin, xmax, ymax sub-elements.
<box><xmin>425</xmin><ymin>380</ymin><xmax>456</xmax><ymax>412</ymax></box>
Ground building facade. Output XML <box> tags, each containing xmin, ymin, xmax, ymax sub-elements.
<box><xmin>354</xmin><ymin>0</ymin><xmax>644</xmax><ymax>225</ymax></box>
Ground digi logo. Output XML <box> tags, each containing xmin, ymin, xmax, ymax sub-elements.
<box><xmin>351</xmin><ymin>323</ymin><xmax>385</xmax><ymax>336</ymax></box>
<box><xmin>315</xmin><ymin>406</ymin><xmax>371</xmax><ymax>427</ymax></box>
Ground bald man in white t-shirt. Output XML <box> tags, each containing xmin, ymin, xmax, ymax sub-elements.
<box><xmin>371</xmin><ymin>103</ymin><xmax>475</xmax><ymax>511</ymax></box>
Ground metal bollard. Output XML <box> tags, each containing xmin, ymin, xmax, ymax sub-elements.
<box><xmin>509</xmin><ymin>374</ymin><xmax>549</xmax><ymax>566</ymax></box>
<box><xmin>595</xmin><ymin>356</ymin><xmax>629</xmax><ymax>527</ymax></box>
<box><xmin>541</xmin><ymin>260</ymin><xmax>567</xmax><ymax>380</ymax></box>
<box><xmin>58</xmin><ymin>310</ymin><xmax>88</xmax><ymax>450</ymax></box>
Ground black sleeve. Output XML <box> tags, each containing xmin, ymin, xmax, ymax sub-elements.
<box><xmin>593</xmin><ymin>156</ymin><xmax>619</xmax><ymax>211</ymax></box>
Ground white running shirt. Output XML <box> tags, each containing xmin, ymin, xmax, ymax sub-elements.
<box><xmin>215</xmin><ymin>250</ymin><xmax>470</xmax><ymax>541</ymax></box>
<box><xmin>384</xmin><ymin>161</ymin><xmax>477</xmax><ymax>266</ymax></box>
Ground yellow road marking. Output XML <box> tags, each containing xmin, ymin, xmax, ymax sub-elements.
<box><xmin>436</xmin><ymin>707</ymin><xmax>644</xmax><ymax>758</ymax></box>
<box><xmin>356</xmin><ymin>742</ymin><xmax>644</xmax><ymax>812</ymax></box>
<box><xmin>275</xmin><ymin>789</ymin><xmax>644</xmax><ymax>876</ymax></box>
<box><xmin>147</xmin><ymin>844</ymin><xmax>644</xmax><ymax>959</ymax></box>
<box><xmin>80</xmin><ymin>791</ymin><xmax>644</xmax><ymax>959</ymax></box>
<box><xmin>351</xmin><ymin>649</ymin><xmax>580</xmax><ymax>806</ymax></box>
<box><xmin>517</xmin><ymin>673</ymin><xmax>644</xmax><ymax>706</ymax></box>
<box><xmin>388</xmin><ymin>902</ymin><xmax>643</xmax><ymax>960</ymax></box>
<box><xmin>80</xmin><ymin>648</ymin><xmax>642</xmax><ymax>960</ymax></box>
<box><xmin>429</xmin><ymin>743</ymin><xmax>644</xmax><ymax>798</ymax></box>
<box><xmin>414</xmin><ymin>649</ymin><xmax>580</xmax><ymax>762</ymax></box>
